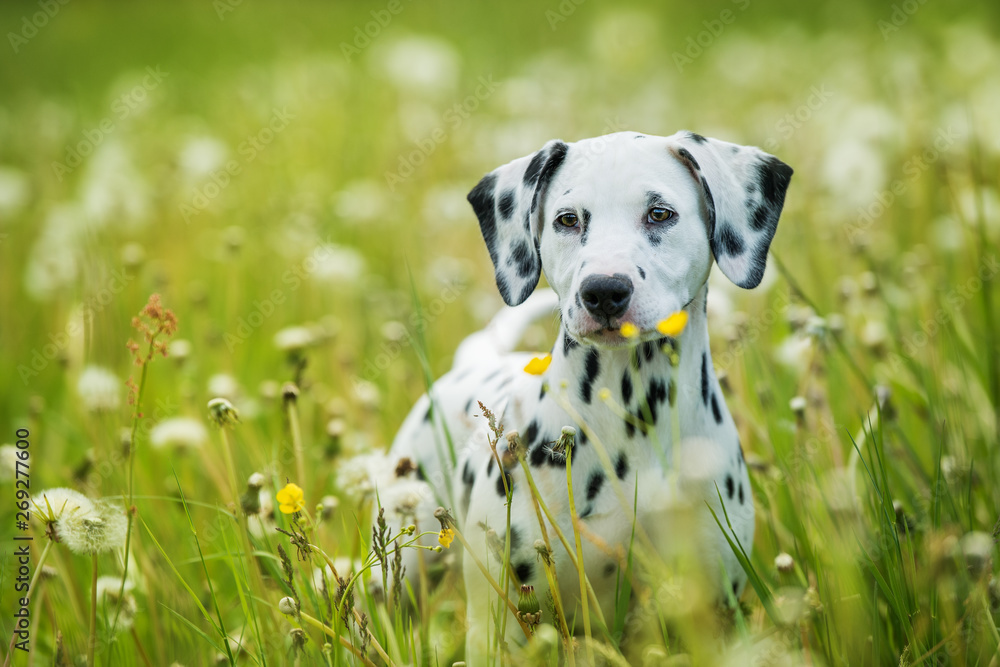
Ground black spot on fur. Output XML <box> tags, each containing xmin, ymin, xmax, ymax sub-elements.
<box><xmin>725</xmin><ymin>475</ymin><xmax>735</xmax><ymax>500</ymax></box>
<box><xmin>642</xmin><ymin>342</ymin><xmax>656</xmax><ymax>363</ymax></box>
<box><xmin>637</xmin><ymin>266</ymin><xmax>646</xmax><ymax>280</ymax></box>
<box><xmin>514</xmin><ymin>561</ymin><xmax>534</xmax><ymax>583</ymax></box>
<box><xmin>578</xmin><ymin>428</ymin><xmax>588</xmax><ymax>445</ymax></box>
<box><xmin>621</xmin><ymin>370</ymin><xmax>633</xmax><ymax>405</ymax></box>
<box><xmin>563</xmin><ymin>332</ymin><xmax>579</xmax><ymax>356</ymax></box>
<box><xmin>464</xmin><ymin>397</ymin><xmax>474</xmax><ymax>414</ymax></box>
<box><xmin>539</xmin><ymin>383</ymin><xmax>547</xmax><ymax>400</ymax></box>
<box><xmin>530</xmin><ymin>443</ymin><xmax>547</xmax><ymax>467</ymax></box>
<box><xmin>524</xmin><ymin>420</ymin><xmax>539</xmax><ymax>447</ymax></box>
<box><xmin>580</xmin><ymin>207</ymin><xmax>592</xmax><ymax>245</ymax></box>
<box><xmin>510</xmin><ymin>240</ymin><xmax>536</xmax><ymax>279</ymax></box>
<box><xmin>496</xmin><ymin>469</ymin><xmax>513</xmax><ymax>497</ymax></box>
<box><xmin>486</xmin><ymin>456</ymin><xmax>495</xmax><ymax>476</ymax></box>
<box><xmin>634</xmin><ymin>134</ymin><xmax>645</xmax><ymax>140</ymax></box>
<box><xmin>523</xmin><ymin>151</ymin><xmax>546</xmax><ymax>187</ymax></box>
<box><xmin>530</xmin><ymin>142</ymin><xmax>569</xmax><ymax>214</ymax></box>
<box><xmin>416</xmin><ymin>465</ymin><xmax>426</xmax><ymax>481</ymax></box>
<box><xmin>715</xmin><ymin>225</ymin><xmax>745</xmax><ymax>256</ymax></box>
<box><xmin>753</xmin><ymin>156</ymin><xmax>794</xmax><ymax>231</ymax></box>
<box><xmin>738</xmin><ymin>483</ymin><xmax>745</xmax><ymax>505</ymax></box>
<box><xmin>701</xmin><ymin>353</ymin><xmax>710</xmax><ymax>406</ymax></box>
<box><xmin>700</xmin><ymin>176</ymin><xmax>717</xmax><ymax>233</ymax></box>
<box><xmin>580</xmin><ymin>349</ymin><xmax>601</xmax><ymax>404</ymax></box>
<box><xmin>614</xmin><ymin>452</ymin><xmax>629</xmax><ymax>480</ymax></box>
<box><xmin>423</xmin><ymin>403</ymin><xmax>433</xmax><ymax>422</ymax></box>
<box><xmin>483</xmin><ymin>369</ymin><xmax>501</xmax><ymax>383</ymax></box>
<box><xmin>677</xmin><ymin>146</ymin><xmax>700</xmax><ymax>171</ymax></box>
<box><xmin>711</xmin><ymin>393</ymin><xmax>723</xmax><ymax>424</ymax></box>
<box><xmin>586</xmin><ymin>471</ymin><xmax>605</xmax><ymax>501</ymax></box>
<box><xmin>462</xmin><ymin>460</ymin><xmax>475</xmax><ymax>487</ymax></box>
<box><xmin>504</xmin><ymin>527</ymin><xmax>522</xmax><ymax>552</ymax></box>
<box><xmin>688</xmin><ymin>132</ymin><xmax>708</xmax><ymax>144</ymax></box>
<box><xmin>498</xmin><ymin>188</ymin><xmax>516</xmax><ymax>220</ymax></box>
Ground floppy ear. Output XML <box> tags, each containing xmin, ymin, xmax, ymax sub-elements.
<box><xmin>670</xmin><ymin>131</ymin><xmax>793</xmax><ymax>289</ymax></box>
<box><xmin>467</xmin><ymin>140</ymin><xmax>569</xmax><ymax>306</ymax></box>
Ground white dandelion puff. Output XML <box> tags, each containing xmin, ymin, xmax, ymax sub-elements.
<box><xmin>77</xmin><ymin>366</ymin><xmax>122</xmax><ymax>412</ymax></box>
<box><xmin>149</xmin><ymin>417</ymin><xmax>209</xmax><ymax>451</ymax></box>
<box><xmin>57</xmin><ymin>499</ymin><xmax>128</xmax><ymax>555</ymax></box>
<box><xmin>33</xmin><ymin>488</ymin><xmax>95</xmax><ymax>523</ymax></box>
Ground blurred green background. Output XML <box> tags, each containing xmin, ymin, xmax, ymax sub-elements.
<box><xmin>1</xmin><ymin>0</ymin><xmax>999</xmax><ymax>665</ymax></box>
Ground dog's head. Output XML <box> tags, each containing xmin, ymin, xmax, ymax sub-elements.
<box><xmin>467</xmin><ymin>131</ymin><xmax>793</xmax><ymax>348</ymax></box>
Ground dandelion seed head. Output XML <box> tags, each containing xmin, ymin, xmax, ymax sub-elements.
<box><xmin>77</xmin><ymin>366</ymin><xmax>122</xmax><ymax>412</ymax></box>
<box><xmin>33</xmin><ymin>488</ymin><xmax>94</xmax><ymax>524</ymax></box>
<box><xmin>58</xmin><ymin>499</ymin><xmax>128</xmax><ymax>555</ymax></box>
<box><xmin>150</xmin><ymin>417</ymin><xmax>208</xmax><ymax>450</ymax></box>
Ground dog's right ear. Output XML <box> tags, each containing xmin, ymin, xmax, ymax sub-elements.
<box><xmin>468</xmin><ymin>140</ymin><xmax>569</xmax><ymax>306</ymax></box>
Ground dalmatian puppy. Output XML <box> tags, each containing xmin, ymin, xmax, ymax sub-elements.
<box><xmin>370</xmin><ymin>131</ymin><xmax>792</xmax><ymax>663</ymax></box>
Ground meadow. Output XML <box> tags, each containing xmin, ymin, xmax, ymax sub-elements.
<box><xmin>1</xmin><ymin>0</ymin><xmax>999</xmax><ymax>664</ymax></box>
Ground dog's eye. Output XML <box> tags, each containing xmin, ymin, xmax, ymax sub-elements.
<box><xmin>648</xmin><ymin>207</ymin><xmax>675</xmax><ymax>223</ymax></box>
<box><xmin>557</xmin><ymin>213</ymin><xmax>579</xmax><ymax>228</ymax></box>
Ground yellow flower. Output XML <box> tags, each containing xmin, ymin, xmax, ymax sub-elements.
<box><xmin>656</xmin><ymin>311</ymin><xmax>689</xmax><ymax>337</ymax></box>
<box><xmin>620</xmin><ymin>322</ymin><xmax>640</xmax><ymax>338</ymax></box>
<box><xmin>523</xmin><ymin>354</ymin><xmax>552</xmax><ymax>375</ymax></box>
<box><xmin>597</xmin><ymin>388</ymin><xmax>612</xmax><ymax>402</ymax></box>
<box><xmin>438</xmin><ymin>527</ymin><xmax>455</xmax><ymax>549</ymax></box>
<box><xmin>276</xmin><ymin>483</ymin><xmax>305</xmax><ymax>515</ymax></box>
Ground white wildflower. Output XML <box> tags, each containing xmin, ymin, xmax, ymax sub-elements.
<box><xmin>57</xmin><ymin>499</ymin><xmax>128</xmax><ymax>555</ymax></box>
<box><xmin>207</xmin><ymin>373</ymin><xmax>240</xmax><ymax>400</ymax></box>
<box><xmin>33</xmin><ymin>488</ymin><xmax>94</xmax><ymax>523</ymax></box>
<box><xmin>310</xmin><ymin>243</ymin><xmax>366</xmax><ymax>284</ymax></box>
<box><xmin>179</xmin><ymin>136</ymin><xmax>228</xmax><ymax>179</ymax></box>
<box><xmin>774</xmin><ymin>552</ymin><xmax>795</xmax><ymax>573</ymax></box>
<box><xmin>77</xmin><ymin>366</ymin><xmax>121</xmax><ymax>412</ymax></box>
<box><xmin>274</xmin><ymin>326</ymin><xmax>315</xmax><ymax>353</ymax></box>
<box><xmin>375</xmin><ymin>36</ymin><xmax>460</xmax><ymax>96</ymax></box>
<box><xmin>0</xmin><ymin>166</ymin><xmax>30</xmax><ymax>217</ymax></box>
<box><xmin>150</xmin><ymin>417</ymin><xmax>209</xmax><ymax>451</ymax></box>
<box><xmin>95</xmin><ymin>576</ymin><xmax>138</xmax><ymax>632</ymax></box>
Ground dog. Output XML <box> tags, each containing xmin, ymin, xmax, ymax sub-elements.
<box><xmin>362</xmin><ymin>130</ymin><xmax>792</xmax><ymax>663</ymax></box>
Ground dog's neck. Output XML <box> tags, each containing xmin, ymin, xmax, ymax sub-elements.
<box><xmin>545</xmin><ymin>283</ymin><xmax>728</xmax><ymax>461</ymax></box>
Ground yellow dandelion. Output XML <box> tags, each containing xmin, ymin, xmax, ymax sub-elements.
<box><xmin>523</xmin><ymin>354</ymin><xmax>552</xmax><ymax>375</ymax></box>
<box><xmin>276</xmin><ymin>483</ymin><xmax>305</xmax><ymax>515</ymax></box>
<box><xmin>597</xmin><ymin>387</ymin><xmax>612</xmax><ymax>402</ymax></box>
<box><xmin>656</xmin><ymin>311</ymin><xmax>689</xmax><ymax>337</ymax></box>
<box><xmin>620</xmin><ymin>322</ymin><xmax>640</xmax><ymax>338</ymax></box>
<box><xmin>438</xmin><ymin>527</ymin><xmax>455</xmax><ymax>549</ymax></box>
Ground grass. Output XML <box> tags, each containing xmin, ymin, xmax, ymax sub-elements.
<box><xmin>1</xmin><ymin>0</ymin><xmax>999</xmax><ymax>664</ymax></box>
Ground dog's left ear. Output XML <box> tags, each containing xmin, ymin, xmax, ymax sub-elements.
<box><xmin>467</xmin><ymin>140</ymin><xmax>569</xmax><ymax>306</ymax></box>
<box><xmin>669</xmin><ymin>132</ymin><xmax>794</xmax><ymax>289</ymax></box>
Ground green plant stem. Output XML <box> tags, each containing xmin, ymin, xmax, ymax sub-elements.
<box><xmin>514</xmin><ymin>456</ymin><xmax>607</xmax><ymax>630</ymax></box>
<box><xmin>113</xmin><ymin>334</ymin><xmax>158</xmax><ymax>634</ymax></box>
<box><xmin>88</xmin><ymin>553</ymin><xmax>98</xmax><ymax>667</ymax></box>
<box><xmin>565</xmin><ymin>443</ymin><xmax>593</xmax><ymax>665</ymax></box>
<box><xmin>286</xmin><ymin>397</ymin><xmax>306</xmax><ymax>487</ymax></box>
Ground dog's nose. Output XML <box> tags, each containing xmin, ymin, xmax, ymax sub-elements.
<box><xmin>579</xmin><ymin>274</ymin><xmax>633</xmax><ymax>321</ymax></box>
